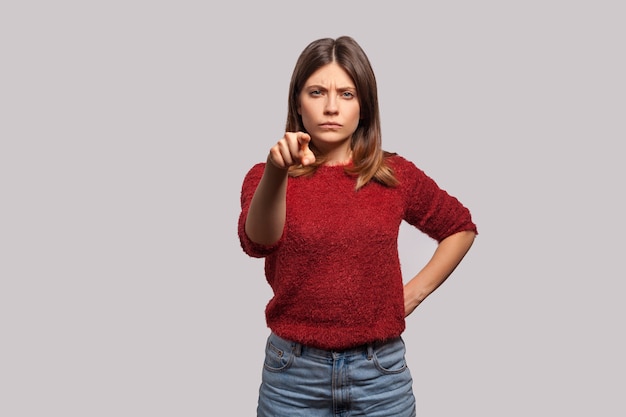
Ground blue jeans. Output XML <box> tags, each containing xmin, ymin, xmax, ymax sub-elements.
<box><xmin>257</xmin><ymin>332</ymin><xmax>416</xmax><ymax>417</ymax></box>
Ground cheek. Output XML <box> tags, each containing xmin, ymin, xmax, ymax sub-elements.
<box><xmin>347</xmin><ymin>107</ymin><xmax>361</xmax><ymax>127</ymax></box>
<box><xmin>299</xmin><ymin>103</ymin><xmax>317</xmax><ymax>123</ymax></box>
<box><xmin>298</xmin><ymin>107</ymin><xmax>314</xmax><ymax>131</ymax></box>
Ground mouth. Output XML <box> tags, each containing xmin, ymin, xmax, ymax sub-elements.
<box><xmin>319</xmin><ymin>123</ymin><xmax>342</xmax><ymax>129</ymax></box>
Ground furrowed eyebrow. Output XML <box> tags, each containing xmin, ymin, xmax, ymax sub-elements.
<box><xmin>305</xmin><ymin>84</ymin><xmax>356</xmax><ymax>91</ymax></box>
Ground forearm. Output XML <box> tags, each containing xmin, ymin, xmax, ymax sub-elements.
<box><xmin>244</xmin><ymin>159</ymin><xmax>289</xmax><ymax>245</ymax></box>
<box><xmin>404</xmin><ymin>230</ymin><xmax>476</xmax><ymax>316</ymax></box>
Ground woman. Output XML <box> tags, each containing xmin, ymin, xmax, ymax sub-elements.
<box><xmin>238</xmin><ymin>35</ymin><xmax>477</xmax><ymax>417</ymax></box>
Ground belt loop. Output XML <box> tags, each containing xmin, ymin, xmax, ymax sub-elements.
<box><xmin>292</xmin><ymin>342</ymin><xmax>302</xmax><ymax>357</ymax></box>
<box><xmin>366</xmin><ymin>344</ymin><xmax>374</xmax><ymax>360</ymax></box>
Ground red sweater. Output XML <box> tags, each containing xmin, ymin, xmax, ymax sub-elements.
<box><xmin>238</xmin><ymin>155</ymin><xmax>477</xmax><ymax>350</ymax></box>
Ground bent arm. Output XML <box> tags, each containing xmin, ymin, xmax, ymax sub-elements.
<box><xmin>244</xmin><ymin>158</ymin><xmax>289</xmax><ymax>246</ymax></box>
<box><xmin>244</xmin><ymin>131</ymin><xmax>315</xmax><ymax>246</ymax></box>
<box><xmin>404</xmin><ymin>230</ymin><xmax>476</xmax><ymax>317</ymax></box>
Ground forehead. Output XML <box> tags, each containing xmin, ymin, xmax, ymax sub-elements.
<box><xmin>305</xmin><ymin>62</ymin><xmax>355</xmax><ymax>87</ymax></box>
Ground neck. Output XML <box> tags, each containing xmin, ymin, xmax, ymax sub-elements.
<box><xmin>320</xmin><ymin>146</ymin><xmax>352</xmax><ymax>166</ymax></box>
<box><xmin>324</xmin><ymin>156</ymin><xmax>352</xmax><ymax>166</ymax></box>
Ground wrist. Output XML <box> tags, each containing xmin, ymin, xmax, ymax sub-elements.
<box><xmin>266</xmin><ymin>154</ymin><xmax>290</xmax><ymax>171</ymax></box>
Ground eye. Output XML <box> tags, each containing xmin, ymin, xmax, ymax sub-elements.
<box><xmin>309</xmin><ymin>89</ymin><xmax>322</xmax><ymax>96</ymax></box>
<box><xmin>342</xmin><ymin>91</ymin><xmax>355</xmax><ymax>99</ymax></box>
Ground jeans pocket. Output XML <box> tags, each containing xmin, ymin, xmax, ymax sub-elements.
<box><xmin>263</xmin><ymin>339</ymin><xmax>295</xmax><ymax>373</ymax></box>
<box><xmin>372</xmin><ymin>338</ymin><xmax>408</xmax><ymax>375</ymax></box>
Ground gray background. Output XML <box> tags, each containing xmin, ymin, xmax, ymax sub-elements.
<box><xmin>2</xmin><ymin>1</ymin><xmax>624</xmax><ymax>415</ymax></box>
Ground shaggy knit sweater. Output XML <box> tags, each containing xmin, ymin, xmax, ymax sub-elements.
<box><xmin>238</xmin><ymin>155</ymin><xmax>477</xmax><ymax>350</ymax></box>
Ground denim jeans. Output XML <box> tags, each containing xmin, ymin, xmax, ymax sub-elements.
<box><xmin>257</xmin><ymin>332</ymin><xmax>416</xmax><ymax>417</ymax></box>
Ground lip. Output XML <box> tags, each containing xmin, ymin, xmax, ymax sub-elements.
<box><xmin>319</xmin><ymin>122</ymin><xmax>342</xmax><ymax>129</ymax></box>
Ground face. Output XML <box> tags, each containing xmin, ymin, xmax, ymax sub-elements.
<box><xmin>298</xmin><ymin>62</ymin><xmax>360</xmax><ymax>159</ymax></box>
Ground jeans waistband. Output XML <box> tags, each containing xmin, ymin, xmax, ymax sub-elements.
<box><xmin>269</xmin><ymin>332</ymin><xmax>400</xmax><ymax>360</ymax></box>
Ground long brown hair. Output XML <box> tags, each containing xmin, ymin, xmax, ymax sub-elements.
<box><xmin>286</xmin><ymin>36</ymin><xmax>398</xmax><ymax>190</ymax></box>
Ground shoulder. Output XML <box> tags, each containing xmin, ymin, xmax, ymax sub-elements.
<box><xmin>384</xmin><ymin>153</ymin><xmax>446</xmax><ymax>196</ymax></box>
<box><xmin>386</xmin><ymin>153</ymin><xmax>412</xmax><ymax>168</ymax></box>
<box><xmin>240</xmin><ymin>162</ymin><xmax>267</xmax><ymax>196</ymax></box>
<box><xmin>385</xmin><ymin>154</ymin><xmax>427</xmax><ymax>179</ymax></box>
<box><xmin>242</xmin><ymin>162</ymin><xmax>266</xmax><ymax>181</ymax></box>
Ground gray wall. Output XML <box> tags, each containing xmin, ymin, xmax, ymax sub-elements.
<box><xmin>2</xmin><ymin>1</ymin><xmax>624</xmax><ymax>415</ymax></box>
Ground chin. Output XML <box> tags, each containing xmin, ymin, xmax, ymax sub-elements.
<box><xmin>313</xmin><ymin>132</ymin><xmax>350</xmax><ymax>143</ymax></box>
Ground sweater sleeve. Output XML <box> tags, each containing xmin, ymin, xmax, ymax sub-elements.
<box><xmin>238</xmin><ymin>163</ymin><xmax>284</xmax><ymax>258</ymax></box>
<box><xmin>397</xmin><ymin>157</ymin><xmax>478</xmax><ymax>242</ymax></box>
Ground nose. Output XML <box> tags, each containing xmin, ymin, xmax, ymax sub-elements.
<box><xmin>324</xmin><ymin>94</ymin><xmax>339</xmax><ymax>115</ymax></box>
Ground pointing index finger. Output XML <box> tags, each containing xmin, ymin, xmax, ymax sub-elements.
<box><xmin>297</xmin><ymin>132</ymin><xmax>311</xmax><ymax>150</ymax></box>
<box><xmin>297</xmin><ymin>132</ymin><xmax>314</xmax><ymax>166</ymax></box>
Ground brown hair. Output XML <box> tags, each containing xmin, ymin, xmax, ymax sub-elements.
<box><xmin>286</xmin><ymin>36</ymin><xmax>398</xmax><ymax>190</ymax></box>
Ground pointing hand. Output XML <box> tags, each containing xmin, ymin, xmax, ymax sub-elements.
<box><xmin>268</xmin><ymin>132</ymin><xmax>316</xmax><ymax>169</ymax></box>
